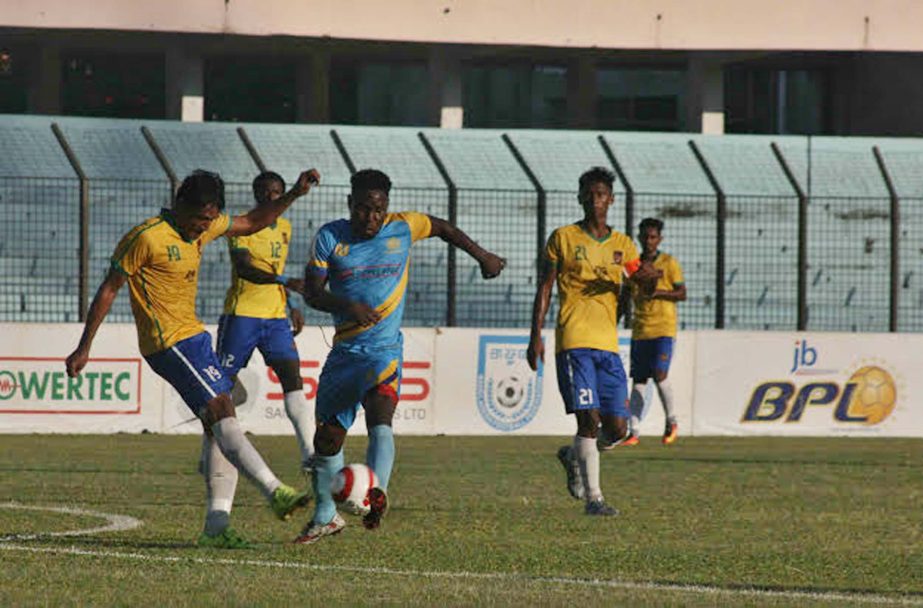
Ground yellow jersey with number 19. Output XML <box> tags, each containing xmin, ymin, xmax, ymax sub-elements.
<box><xmin>110</xmin><ymin>209</ymin><xmax>230</xmax><ymax>356</ymax></box>
<box><xmin>545</xmin><ymin>223</ymin><xmax>640</xmax><ymax>354</ymax></box>
<box><xmin>223</xmin><ymin>218</ymin><xmax>291</xmax><ymax>319</ymax></box>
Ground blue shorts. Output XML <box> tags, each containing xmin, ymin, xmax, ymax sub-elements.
<box><xmin>216</xmin><ymin>315</ymin><xmax>299</xmax><ymax>377</ymax></box>
<box><xmin>555</xmin><ymin>348</ymin><xmax>629</xmax><ymax>417</ymax></box>
<box><xmin>630</xmin><ymin>337</ymin><xmax>675</xmax><ymax>382</ymax></box>
<box><xmin>145</xmin><ymin>332</ymin><xmax>233</xmax><ymax>417</ymax></box>
<box><xmin>315</xmin><ymin>345</ymin><xmax>403</xmax><ymax>430</ymax></box>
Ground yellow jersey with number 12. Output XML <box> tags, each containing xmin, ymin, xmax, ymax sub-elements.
<box><xmin>223</xmin><ymin>218</ymin><xmax>291</xmax><ymax>319</ymax></box>
<box><xmin>545</xmin><ymin>223</ymin><xmax>640</xmax><ymax>354</ymax></box>
<box><xmin>111</xmin><ymin>209</ymin><xmax>230</xmax><ymax>356</ymax></box>
<box><xmin>631</xmin><ymin>251</ymin><xmax>684</xmax><ymax>339</ymax></box>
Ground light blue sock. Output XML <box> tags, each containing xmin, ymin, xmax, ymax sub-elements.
<box><xmin>311</xmin><ymin>450</ymin><xmax>343</xmax><ymax>525</ymax></box>
<box><xmin>366</xmin><ymin>424</ymin><xmax>395</xmax><ymax>491</ymax></box>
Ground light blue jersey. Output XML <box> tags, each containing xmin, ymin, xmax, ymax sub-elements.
<box><xmin>307</xmin><ymin>212</ymin><xmax>432</xmax><ymax>351</ymax></box>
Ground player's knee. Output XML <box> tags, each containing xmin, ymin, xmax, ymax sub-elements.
<box><xmin>314</xmin><ymin>422</ymin><xmax>346</xmax><ymax>456</ymax></box>
<box><xmin>654</xmin><ymin>371</ymin><xmax>668</xmax><ymax>383</ymax></box>
<box><xmin>363</xmin><ymin>387</ymin><xmax>397</xmax><ymax>427</ymax></box>
<box><xmin>203</xmin><ymin>394</ymin><xmax>236</xmax><ymax>428</ymax></box>
<box><xmin>575</xmin><ymin>410</ymin><xmax>599</xmax><ymax>438</ymax></box>
<box><xmin>272</xmin><ymin>360</ymin><xmax>303</xmax><ymax>393</ymax></box>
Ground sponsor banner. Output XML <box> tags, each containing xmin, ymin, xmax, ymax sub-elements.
<box><xmin>0</xmin><ymin>323</ymin><xmax>161</xmax><ymax>433</ymax></box>
<box><xmin>162</xmin><ymin>326</ymin><xmax>436</xmax><ymax>435</ymax></box>
<box><xmin>693</xmin><ymin>331</ymin><xmax>923</xmax><ymax>437</ymax></box>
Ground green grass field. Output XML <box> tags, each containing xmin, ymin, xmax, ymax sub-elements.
<box><xmin>1</xmin><ymin>434</ymin><xmax>921</xmax><ymax>607</ymax></box>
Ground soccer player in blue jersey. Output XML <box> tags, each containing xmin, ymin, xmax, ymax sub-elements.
<box><xmin>294</xmin><ymin>168</ymin><xmax>506</xmax><ymax>544</ymax></box>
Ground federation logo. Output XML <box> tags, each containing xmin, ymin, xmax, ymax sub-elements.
<box><xmin>476</xmin><ymin>335</ymin><xmax>542</xmax><ymax>432</ymax></box>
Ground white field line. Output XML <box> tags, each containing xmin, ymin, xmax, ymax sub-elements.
<box><xmin>0</xmin><ymin>503</ymin><xmax>920</xmax><ymax>606</ymax></box>
<box><xmin>0</xmin><ymin>502</ymin><xmax>142</xmax><ymax>541</ymax></box>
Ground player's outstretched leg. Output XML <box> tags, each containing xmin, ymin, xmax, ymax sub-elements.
<box><xmin>362</xmin><ymin>387</ymin><xmax>396</xmax><ymax>530</ymax></box>
<box><xmin>654</xmin><ymin>376</ymin><xmax>678</xmax><ymax>445</ymax></box>
<box><xmin>296</xmin><ymin>422</ymin><xmax>346</xmax><ymax>545</ymax></box>
<box><xmin>272</xmin><ymin>359</ymin><xmax>316</xmax><ymax>473</ymax></box>
<box><xmin>197</xmin><ymin>432</ymin><xmax>250</xmax><ymax>549</ymax></box>
<box><xmin>207</xmin><ymin>397</ymin><xmax>310</xmax><ymax>521</ymax></box>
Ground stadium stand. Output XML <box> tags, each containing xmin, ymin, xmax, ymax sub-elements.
<box><xmin>0</xmin><ymin>114</ymin><xmax>912</xmax><ymax>333</ymax></box>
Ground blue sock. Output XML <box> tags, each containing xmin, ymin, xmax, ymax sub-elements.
<box><xmin>311</xmin><ymin>450</ymin><xmax>343</xmax><ymax>525</ymax></box>
<box><xmin>366</xmin><ymin>424</ymin><xmax>395</xmax><ymax>491</ymax></box>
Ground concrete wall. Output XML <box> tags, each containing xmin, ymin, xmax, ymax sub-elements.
<box><xmin>5</xmin><ymin>0</ymin><xmax>923</xmax><ymax>52</ymax></box>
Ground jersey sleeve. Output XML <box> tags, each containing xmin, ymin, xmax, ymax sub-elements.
<box><xmin>307</xmin><ymin>227</ymin><xmax>335</xmax><ymax>277</ymax></box>
<box><xmin>110</xmin><ymin>228</ymin><xmax>152</xmax><ymax>277</ymax></box>
<box><xmin>392</xmin><ymin>212</ymin><xmax>432</xmax><ymax>242</ymax></box>
<box><xmin>669</xmin><ymin>256</ymin><xmax>685</xmax><ymax>286</ymax></box>
<box><xmin>544</xmin><ymin>229</ymin><xmax>561</xmax><ymax>265</ymax></box>
<box><xmin>622</xmin><ymin>238</ymin><xmax>642</xmax><ymax>276</ymax></box>
<box><xmin>201</xmin><ymin>213</ymin><xmax>231</xmax><ymax>246</ymax></box>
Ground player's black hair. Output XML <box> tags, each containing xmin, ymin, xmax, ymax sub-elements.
<box><xmin>252</xmin><ymin>171</ymin><xmax>285</xmax><ymax>197</ymax></box>
<box><xmin>176</xmin><ymin>170</ymin><xmax>226</xmax><ymax>211</ymax></box>
<box><xmin>639</xmin><ymin>217</ymin><xmax>664</xmax><ymax>234</ymax></box>
<box><xmin>578</xmin><ymin>166</ymin><xmax>616</xmax><ymax>193</ymax></box>
<box><xmin>351</xmin><ymin>168</ymin><xmax>392</xmax><ymax>197</ymax></box>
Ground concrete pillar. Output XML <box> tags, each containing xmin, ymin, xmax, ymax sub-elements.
<box><xmin>296</xmin><ymin>51</ymin><xmax>330</xmax><ymax>123</ymax></box>
<box><xmin>166</xmin><ymin>47</ymin><xmax>204</xmax><ymax>122</ymax></box>
<box><xmin>567</xmin><ymin>57</ymin><xmax>596</xmax><ymax>129</ymax></box>
<box><xmin>28</xmin><ymin>46</ymin><xmax>61</xmax><ymax>115</ymax></box>
<box><xmin>687</xmin><ymin>55</ymin><xmax>725</xmax><ymax>134</ymax></box>
<box><xmin>430</xmin><ymin>47</ymin><xmax>463</xmax><ymax>129</ymax></box>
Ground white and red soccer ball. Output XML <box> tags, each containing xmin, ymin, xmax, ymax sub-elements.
<box><xmin>330</xmin><ymin>463</ymin><xmax>379</xmax><ymax>516</ymax></box>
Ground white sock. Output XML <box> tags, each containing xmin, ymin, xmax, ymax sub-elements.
<box><xmin>656</xmin><ymin>378</ymin><xmax>676</xmax><ymax>422</ymax></box>
<box><xmin>629</xmin><ymin>382</ymin><xmax>647</xmax><ymax>435</ymax></box>
<box><xmin>574</xmin><ymin>435</ymin><xmax>602</xmax><ymax>502</ymax></box>
<box><xmin>283</xmin><ymin>389</ymin><xmax>315</xmax><ymax>465</ymax></box>
<box><xmin>211</xmin><ymin>417</ymin><xmax>280</xmax><ymax>500</ymax></box>
<box><xmin>200</xmin><ymin>433</ymin><xmax>238</xmax><ymax>536</ymax></box>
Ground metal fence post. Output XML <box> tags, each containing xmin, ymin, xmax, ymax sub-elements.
<box><xmin>598</xmin><ymin>134</ymin><xmax>635</xmax><ymax>327</ymax></box>
<box><xmin>688</xmin><ymin>140</ymin><xmax>726</xmax><ymax>329</ymax></box>
<box><xmin>237</xmin><ymin>127</ymin><xmax>268</xmax><ymax>173</ymax></box>
<box><xmin>872</xmin><ymin>146</ymin><xmax>900</xmax><ymax>332</ymax></box>
<box><xmin>50</xmin><ymin>123</ymin><xmax>90</xmax><ymax>322</ymax></box>
<box><xmin>141</xmin><ymin>126</ymin><xmax>179</xmax><ymax>197</ymax></box>
<box><xmin>418</xmin><ymin>131</ymin><xmax>458</xmax><ymax>326</ymax></box>
<box><xmin>330</xmin><ymin>129</ymin><xmax>357</xmax><ymax>175</ymax></box>
<box><xmin>770</xmin><ymin>142</ymin><xmax>808</xmax><ymax>330</ymax></box>
<box><xmin>502</xmin><ymin>134</ymin><xmax>545</xmax><ymax>281</ymax></box>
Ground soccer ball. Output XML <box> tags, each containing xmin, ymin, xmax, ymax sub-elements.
<box><xmin>331</xmin><ymin>463</ymin><xmax>379</xmax><ymax>516</ymax></box>
<box><xmin>846</xmin><ymin>365</ymin><xmax>897</xmax><ymax>425</ymax></box>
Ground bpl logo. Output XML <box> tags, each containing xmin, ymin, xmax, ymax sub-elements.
<box><xmin>742</xmin><ymin>365</ymin><xmax>897</xmax><ymax>426</ymax></box>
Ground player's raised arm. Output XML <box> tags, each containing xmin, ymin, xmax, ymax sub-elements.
<box><xmin>65</xmin><ymin>268</ymin><xmax>127</xmax><ymax>377</ymax></box>
<box><xmin>228</xmin><ymin>169</ymin><xmax>320</xmax><ymax>238</ymax></box>
<box><xmin>426</xmin><ymin>216</ymin><xmax>505</xmax><ymax>278</ymax></box>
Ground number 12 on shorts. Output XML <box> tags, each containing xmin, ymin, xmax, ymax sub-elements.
<box><xmin>578</xmin><ymin>388</ymin><xmax>594</xmax><ymax>405</ymax></box>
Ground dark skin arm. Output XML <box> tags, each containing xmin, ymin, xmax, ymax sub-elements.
<box><xmin>231</xmin><ymin>249</ymin><xmax>306</xmax><ymax>335</ymax></box>
<box><xmin>227</xmin><ymin>169</ymin><xmax>319</xmax><ymax>238</ymax></box>
<box><xmin>650</xmin><ymin>283</ymin><xmax>687</xmax><ymax>302</ymax></box>
<box><xmin>526</xmin><ymin>258</ymin><xmax>556</xmax><ymax>372</ymax></box>
<box><xmin>427</xmin><ymin>216</ymin><xmax>505</xmax><ymax>278</ymax></box>
<box><xmin>65</xmin><ymin>268</ymin><xmax>127</xmax><ymax>377</ymax></box>
<box><xmin>303</xmin><ymin>269</ymin><xmax>381</xmax><ymax>326</ymax></box>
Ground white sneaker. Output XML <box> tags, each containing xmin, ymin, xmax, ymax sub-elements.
<box><xmin>293</xmin><ymin>512</ymin><xmax>345</xmax><ymax>545</ymax></box>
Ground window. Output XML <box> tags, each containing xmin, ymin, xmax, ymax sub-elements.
<box><xmin>62</xmin><ymin>53</ymin><xmax>165</xmax><ymax>119</ymax></box>
<box><xmin>0</xmin><ymin>48</ymin><xmax>26</xmax><ymax>114</ymax></box>
<box><xmin>463</xmin><ymin>64</ymin><xmax>566</xmax><ymax>129</ymax></box>
<box><xmin>596</xmin><ymin>68</ymin><xmax>686</xmax><ymax>131</ymax></box>
<box><xmin>725</xmin><ymin>67</ymin><xmax>829</xmax><ymax>135</ymax></box>
<box><xmin>205</xmin><ymin>58</ymin><xmax>295</xmax><ymax>123</ymax></box>
<box><xmin>330</xmin><ymin>60</ymin><xmax>429</xmax><ymax>126</ymax></box>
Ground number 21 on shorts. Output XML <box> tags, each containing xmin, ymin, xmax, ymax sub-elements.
<box><xmin>578</xmin><ymin>388</ymin><xmax>594</xmax><ymax>405</ymax></box>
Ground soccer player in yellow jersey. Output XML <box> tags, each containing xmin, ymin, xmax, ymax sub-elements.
<box><xmin>527</xmin><ymin>167</ymin><xmax>657</xmax><ymax>517</ymax></box>
<box><xmin>65</xmin><ymin>168</ymin><xmax>320</xmax><ymax>548</ymax></box>
<box><xmin>217</xmin><ymin>171</ymin><xmax>315</xmax><ymax>475</ymax></box>
<box><xmin>627</xmin><ymin>217</ymin><xmax>686</xmax><ymax>445</ymax></box>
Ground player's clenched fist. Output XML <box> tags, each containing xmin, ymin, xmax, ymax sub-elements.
<box><xmin>480</xmin><ymin>253</ymin><xmax>506</xmax><ymax>279</ymax></box>
<box><xmin>291</xmin><ymin>169</ymin><xmax>321</xmax><ymax>197</ymax></box>
<box><xmin>65</xmin><ymin>347</ymin><xmax>89</xmax><ymax>378</ymax></box>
